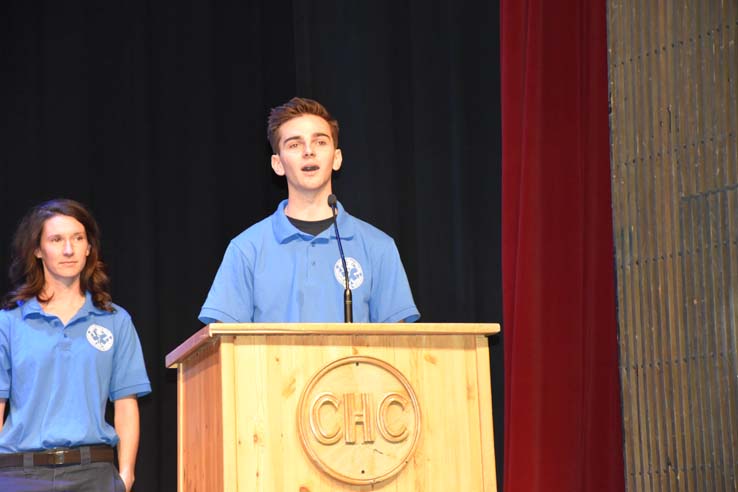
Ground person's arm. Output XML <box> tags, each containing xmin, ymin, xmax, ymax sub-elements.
<box><xmin>0</xmin><ymin>314</ymin><xmax>10</xmax><ymax>432</ymax></box>
<box><xmin>0</xmin><ymin>399</ymin><xmax>5</xmax><ymax>431</ymax></box>
<box><xmin>114</xmin><ymin>396</ymin><xmax>140</xmax><ymax>492</ymax></box>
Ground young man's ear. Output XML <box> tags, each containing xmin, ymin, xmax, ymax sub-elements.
<box><xmin>271</xmin><ymin>154</ymin><xmax>285</xmax><ymax>176</ymax></box>
<box><xmin>332</xmin><ymin>148</ymin><xmax>343</xmax><ymax>171</ymax></box>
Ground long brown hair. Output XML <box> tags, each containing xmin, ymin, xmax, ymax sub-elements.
<box><xmin>2</xmin><ymin>198</ymin><xmax>113</xmax><ymax>311</ymax></box>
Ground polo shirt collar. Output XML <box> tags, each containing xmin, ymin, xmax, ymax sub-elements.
<box><xmin>272</xmin><ymin>198</ymin><xmax>356</xmax><ymax>243</ymax></box>
<box><xmin>20</xmin><ymin>291</ymin><xmax>106</xmax><ymax>321</ymax></box>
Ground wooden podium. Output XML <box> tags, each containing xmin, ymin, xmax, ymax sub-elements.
<box><xmin>166</xmin><ymin>323</ymin><xmax>500</xmax><ymax>491</ymax></box>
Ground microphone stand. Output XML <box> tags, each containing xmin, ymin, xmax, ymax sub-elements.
<box><xmin>328</xmin><ymin>194</ymin><xmax>353</xmax><ymax>323</ymax></box>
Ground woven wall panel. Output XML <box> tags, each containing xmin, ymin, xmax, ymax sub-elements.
<box><xmin>607</xmin><ymin>1</ymin><xmax>737</xmax><ymax>491</ymax></box>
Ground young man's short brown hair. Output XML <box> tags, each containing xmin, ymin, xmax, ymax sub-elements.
<box><xmin>267</xmin><ymin>97</ymin><xmax>339</xmax><ymax>153</ymax></box>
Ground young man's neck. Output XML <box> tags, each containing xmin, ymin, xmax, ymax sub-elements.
<box><xmin>284</xmin><ymin>189</ymin><xmax>335</xmax><ymax>221</ymax></box>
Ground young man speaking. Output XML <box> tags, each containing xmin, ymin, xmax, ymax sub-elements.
<box><xmin>199</xmin><ymin>97</ymin><xmax>419</xmax><ymax>324</ymax></box>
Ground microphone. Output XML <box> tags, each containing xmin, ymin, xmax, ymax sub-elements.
<box><xmin>328</xmin><ymin>194</ymin><xmax>352</xmax><ymax>323</ymax></box>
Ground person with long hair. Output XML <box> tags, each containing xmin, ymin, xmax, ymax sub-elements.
<box><xmin>0</xmin><ymin>199</ymin><xmax>150</xmax><ymax>492</ymax></box>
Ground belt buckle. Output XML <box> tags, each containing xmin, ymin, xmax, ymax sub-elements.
<box><xmin>48</xmin><ymin>449</ymin><xmax>66</xmax><ymax>466</ymax></box>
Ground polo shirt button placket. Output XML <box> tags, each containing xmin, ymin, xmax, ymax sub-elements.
<box><xmin>56</xmin><ymin>319</ymin><xmax>68</xmax><ymax>338</ymax></box>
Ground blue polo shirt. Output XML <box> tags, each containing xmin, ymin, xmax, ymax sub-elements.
<box><xmin>0</xmin><ymin>293</ymin><xmax>151</xmax><ymax>453</ymax></box>
<box><xmin>199</xmin><ymin>200</ymin><xmax>419</xmax><ymax>324</ymax></box>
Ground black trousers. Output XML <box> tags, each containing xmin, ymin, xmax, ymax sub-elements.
<box><xmin>0</xmin><ymin>461</ymin><xmax>125</xmax><ymax>492</ymax></box>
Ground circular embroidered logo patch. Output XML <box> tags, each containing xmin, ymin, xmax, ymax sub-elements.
<box><xmin>86</xmin><ymin>324</ymin><xmax>114</xmax><ymax>352</ymax></box>
<box><xmin>333</xmin><ymin>257</ymin><xmax>364</xmax><ymax>289</ymax></box>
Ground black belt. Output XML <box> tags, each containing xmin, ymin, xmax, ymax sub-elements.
<box><xmin>0</xmin><ymin>445</ymin><xmax>115</xmax><ymax>468</ymax></box>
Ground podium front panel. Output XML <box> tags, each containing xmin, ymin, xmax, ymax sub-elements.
<box><xmin>171</xmin><ymin>325</ymin><xmax>497</xmax><ymax>492</ymax></box>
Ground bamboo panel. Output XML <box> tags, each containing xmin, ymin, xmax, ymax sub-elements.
<box><xmin>607</xmin><ymin>0</ymin><xmax>738</xmax><ymax>490</ymax></box>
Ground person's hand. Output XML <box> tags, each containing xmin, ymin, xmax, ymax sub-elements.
<box><xmin>119</xmin><ymin>468</ymin><xmax>135</xmax><ymax>492</ymax></box>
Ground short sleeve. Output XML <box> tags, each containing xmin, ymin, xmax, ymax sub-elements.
<box><xmin>198</xmin><ymin>241</ymin><xmax>255</xmax><ymax>324</ymax></box>
<box><xmin>369</xmin><ymin>241</ymin><xmax>420</xmax><ymax>323</ymax></box>
<box><xmin>110</xmin><ymin>311</ymin><xmax>151</xmax><ymax>401</ymax></box>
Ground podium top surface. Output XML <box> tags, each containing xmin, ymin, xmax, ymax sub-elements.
<box><xmin>165</xmin><ymin>322</ymin><xmax>500</xmax><ymax>368</ymax></box>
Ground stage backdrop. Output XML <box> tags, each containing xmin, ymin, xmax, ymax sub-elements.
<box><xmin>501</xmin><ymin>0</ymin><xmax>625</xmax><ymax>491</ymax></box>
<box><xmin>0</xmin><ymin>1</ymin><xmax>502</xmax><ymax>490</ymax></box>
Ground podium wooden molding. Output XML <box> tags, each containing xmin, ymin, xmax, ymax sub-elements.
<box><xmin>166</xmin><ymin>323</ymin><xmax>500</xmax><ymax>491</ymax></box>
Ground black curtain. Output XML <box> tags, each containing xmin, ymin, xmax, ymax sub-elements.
<box><xmin>0</xmin><ymin>1</ymin><xmax>502</xmax><ymax>489</ymax></box>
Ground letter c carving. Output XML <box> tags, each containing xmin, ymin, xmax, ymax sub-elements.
<box><xmin>377</xmin><ymin>392</ymin><xmax>410</xmax><ymax>442</ymax></box>
<box><xmin>310</xmin><ymin>393</ymin><xmax>342</xmax><ymax>445</ymax></box>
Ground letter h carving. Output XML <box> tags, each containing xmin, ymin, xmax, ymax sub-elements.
<box><xmin>343</xmin><ymin>393</ymin><xmax>375</xmax><ymax>444</ymax></box>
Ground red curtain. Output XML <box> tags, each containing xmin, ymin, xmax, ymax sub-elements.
<box><xmin>501</xmin><ymin>1</ymin><xmax>625</xmax><ymax>491</ymax></box>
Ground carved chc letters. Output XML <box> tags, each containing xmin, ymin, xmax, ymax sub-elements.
<box><xmin>297</xmin><ymin>356</ymin><xmax>421</xmax><ymax>485</ymax></box>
